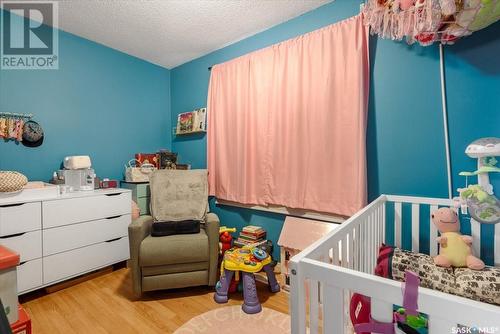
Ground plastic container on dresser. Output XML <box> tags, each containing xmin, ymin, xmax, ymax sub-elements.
<box><xmin>0</xmin><ymin>188</ymin><xmax>131</xmax><ymax>294</ymax></box>
<box><xmin>289</xmin><ymin>195</ymin><xmax>500</xmax><ymax>334</ymax></box>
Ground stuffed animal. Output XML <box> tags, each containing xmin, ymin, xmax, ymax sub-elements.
<box><xmin>431</xmin><ymin>207</ymin><xmax>485</xmax><ymax>270</ymax></box>
<box><xmin>439</xmin><ymin>0</ymin><xmax>456</xmax><ymax>16</ymax></box>
<box><xmin>400</xmin><ymin>0</ymin><xmax>416</xmax><ymax>10</ymax></box>
<box><xmin>218</xmin><ymin>226</ymin><xmax>236</xmax><ymax>256</ymax></box>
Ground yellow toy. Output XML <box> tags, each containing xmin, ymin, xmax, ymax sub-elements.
<box><xmin>431</xmin><ymin>207</ymin><xmax>485</xmax><ymax>270</ymax></box>
<box><xmin>214</xmin><ymin>246</ymin><xmax>280</xmax><ymax>314</ymax></box>
<box><xmin>219</xmin><ymin>226</ymin><xmax>237</xmax><ymax>255</ymax></box>
<box><xmin>221</xmin><ymin>247</ymin><xmax>272</xmax><ymax>273</ymax></box>
<box><xmin>219</xmin><ymin>226</ymin><xmax>237</xmax><ymax>234</ymax></box>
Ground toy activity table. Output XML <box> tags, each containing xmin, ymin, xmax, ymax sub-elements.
<box><xmin>214</xmin><ymin>247</ymin><xmax>280</xmax><ymax>314</ymax></box>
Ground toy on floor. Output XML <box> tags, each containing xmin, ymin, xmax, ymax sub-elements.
<box><xmin>218</xmin><ymin>226</ymin><xmax>238</xmax><ymax>292</ymax></box>
<box><xmin>214</xmin><ymin>247</ymin><xmax>280</xmax><ymax>314</ymax></box>
<box><xmin>219</xmin><ymin>226</ymin><xmax>236</xmax><ymax>255</ymax></box>
<box><xmin>431</xmin><ymin>207</ymin><xmax>485</xmax><ymax>270</ymax></box>
<box><xmin>278</xmin><ymin>217</ymin><xmax>336</xmax><ymax>291</ymax></box>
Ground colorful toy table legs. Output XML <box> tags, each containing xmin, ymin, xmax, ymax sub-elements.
<box><xmin>242</xmin><ymin>271</ymin><xmax>261</xmax><ymax>314</ymax></box>
<box><xmin>213</xmin><ymin>269</ymin><xmax>234</xmax><ymax>304</ymax></box>
<box><xmin>214</xmin><ymin>263</ymin><xmax>280</xmax><ymax>314</ymax></box>
<box><xmin>263</xmin><ymin>263</ymin><xmax>280</xmax><ymax>293</ymax></box>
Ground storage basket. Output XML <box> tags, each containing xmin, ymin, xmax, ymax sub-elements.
<box><xmin>125</xmin><ymin>160</ymin><xmax>155</xmax><ymax>182</ymax></box>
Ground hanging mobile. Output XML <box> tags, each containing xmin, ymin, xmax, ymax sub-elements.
<box><xmin>456</xmin><ymin>138</ymin><xmax>500</xmax><ymax>224</ymax></box>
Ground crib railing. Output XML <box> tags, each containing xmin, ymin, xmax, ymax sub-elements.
<box><xmin>289</xmin><ymin>195</ymin><xmax>500</xmax><ymax>334</ymax></box>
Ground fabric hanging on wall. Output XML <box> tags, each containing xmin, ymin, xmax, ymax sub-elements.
<box><xmin>207</xmin><ymin>14</ymin><xmax>370</xmax><ymax>217</ymax></box>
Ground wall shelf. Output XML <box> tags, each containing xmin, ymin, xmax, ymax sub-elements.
<box><xmin>175</xmin><ymin>129</ymin><xmax>207</xmax><ymax>136</ymax></box>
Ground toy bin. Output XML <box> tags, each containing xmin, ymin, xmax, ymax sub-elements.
<box><xmin>0</xmin><ymin>245</ymin><xmax>20</xmax><ymax>324</ymax></box>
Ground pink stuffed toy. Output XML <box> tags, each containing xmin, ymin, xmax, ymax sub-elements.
<box><xmin>432</xmin><ymin>207</ymin><xmax>485</xmax><ymax>270</ymax></box>
<box><xmin>131</xmin><ymin>200</ymin><xmax>141</xmax><ymax>220</ymax></box>
<box><xmin>400</xmin><ymin>0</ymin><xmax>416</xmax><ymax>10</ymax></box>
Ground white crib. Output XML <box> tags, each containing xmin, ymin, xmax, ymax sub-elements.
<box><xmin>289</xmin><ymin>195</ymin><xmax>500</xmax><ymax>334</ymax></box>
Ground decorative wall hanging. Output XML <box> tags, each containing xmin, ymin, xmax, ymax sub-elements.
<box><xmin>362</xmin><ymin>0</ymin><xmax>500</xmax><ymax>46</ymax></box>
<box><xmin>0</xmin><ymin>112</ymin><xmax>44</xmax><ymax>147</ymax></box>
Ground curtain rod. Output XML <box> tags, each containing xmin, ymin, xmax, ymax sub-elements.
<box><xmin>208</xmin><ymin>66</ymin><xmax>212</xmax><ymax>71</ymax></box>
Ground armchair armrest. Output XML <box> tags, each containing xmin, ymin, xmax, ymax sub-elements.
<box><xmin>128</xmin><ymin>215</ymin><xmax>153</xmax><ymax>298</ymax></box>
<box><xmin>204</xmin><ymin>213</ymin><xmax>220</xmax><ymax>286</ymax></box>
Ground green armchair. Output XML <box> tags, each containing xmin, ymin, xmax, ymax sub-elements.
<box><xmin>127</xmin><ymin>170</ymin><xmax>220</xmax><ymax>298</ymax></box>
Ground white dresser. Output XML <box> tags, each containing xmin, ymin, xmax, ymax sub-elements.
<box><xmin>0</xmin><ymin>188</ymin><xmax>131</xmax><ymax>294</ymax></box>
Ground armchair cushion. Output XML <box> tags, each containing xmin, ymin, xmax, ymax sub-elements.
<box><xmin>149</xmin><ymin>169</ymin><xmax>208</xmax><ymax>222</ymax></box>
<box><xmin>139</xmin><ymin>229</ymin><xmax>209</xmax><ymax>267</ymax></box>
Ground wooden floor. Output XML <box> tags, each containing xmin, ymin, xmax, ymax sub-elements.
<box><xmin>20</xmin><ymin>267</ymin><xmax>290</xmax><ymax>334</ymax></box>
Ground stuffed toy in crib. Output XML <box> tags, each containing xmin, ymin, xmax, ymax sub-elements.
<box><xmin>431</xmin><ymin>207</ymin><xmax>485</xmax><ymax>270</ymax></box>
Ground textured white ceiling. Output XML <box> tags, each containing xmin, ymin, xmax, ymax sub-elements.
<box><xmin>33</xmin><ymin>0</ymin><xmax>331</xmax><ymax>69</ymax></box>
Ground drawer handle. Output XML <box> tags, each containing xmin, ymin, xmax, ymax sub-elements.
<box><xmin>105</xmin><ymin>215</ymin><xmax>122</xmax><ymax>220</ymax></box>
<box><xmin>0</xmin><ymin>232</ymin><xmax>26</xmax><ymax>239</ymax></box>
<box><xmin>105</xmin><ymin>237</ymin><xmax>121</xmax><ymax>243</ymax></box>
<box><xmin>105</xmin><ymin>193</ymin><xmax>122</xmax><ymax>197</ymax></box>
<box><xmin>0</xmin><ymin>203</ymin><xmax>26</xmax><ymax>208</ymax></box>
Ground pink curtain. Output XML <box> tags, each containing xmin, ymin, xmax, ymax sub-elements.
<box><xmin>207</xmin><ymin>15</ymin><xmax>369</xmax><ymax>216</ymax></box>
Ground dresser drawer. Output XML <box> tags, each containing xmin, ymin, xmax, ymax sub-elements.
<box><xmin>43</xmin><ymin>236</ymin><xmax>129</xmax><ymax>284</ymax></box>
<box><xmin>43</xmin><ymin>214</ymin><xmax>130</xmax><ymax>256</ymax></box>
<box><xmin>0</xmin><ymin>202</ymin><xmax>41</xmax><ymax>236</ymax></box>
<box><xmin>0</xmin><ymin>230</ymin><xmax>42</xmax><ymax>262</ymax></box>
<box><xmin>43</xmin><ymin>192</ymin><xmax>131</xmax><ymax>228</ymax></box>
<box><xmin>17</xmin><ymin>258</ymin><xmax>43</xmax><ymax>294</ymax></box>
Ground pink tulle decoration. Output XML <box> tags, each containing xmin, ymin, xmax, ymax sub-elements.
<box><xmin>361</xmin><ymin>0</ymin><xmax>490</xmax><ymax>46</ymax></box>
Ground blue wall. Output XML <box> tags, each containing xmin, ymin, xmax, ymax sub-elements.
<box><xmin>0</xmin><ymin>10</ymin><xmax>171</xmax><ymax>181</ymax></box>
<box><xmin>445</xmin><ymin>27</ymin><xmax>500</xmax><ymax>264</ymax></box>
<box><xmin>170</xmin><ymin>1</ymin><xmax>499</xmax><ymax>261</ymax></box>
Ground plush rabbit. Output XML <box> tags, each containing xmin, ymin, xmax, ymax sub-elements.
<box><xmin>432</xmin><ymin>207</ymin><xmax>485</xmax><ymax>270</ymax></box>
